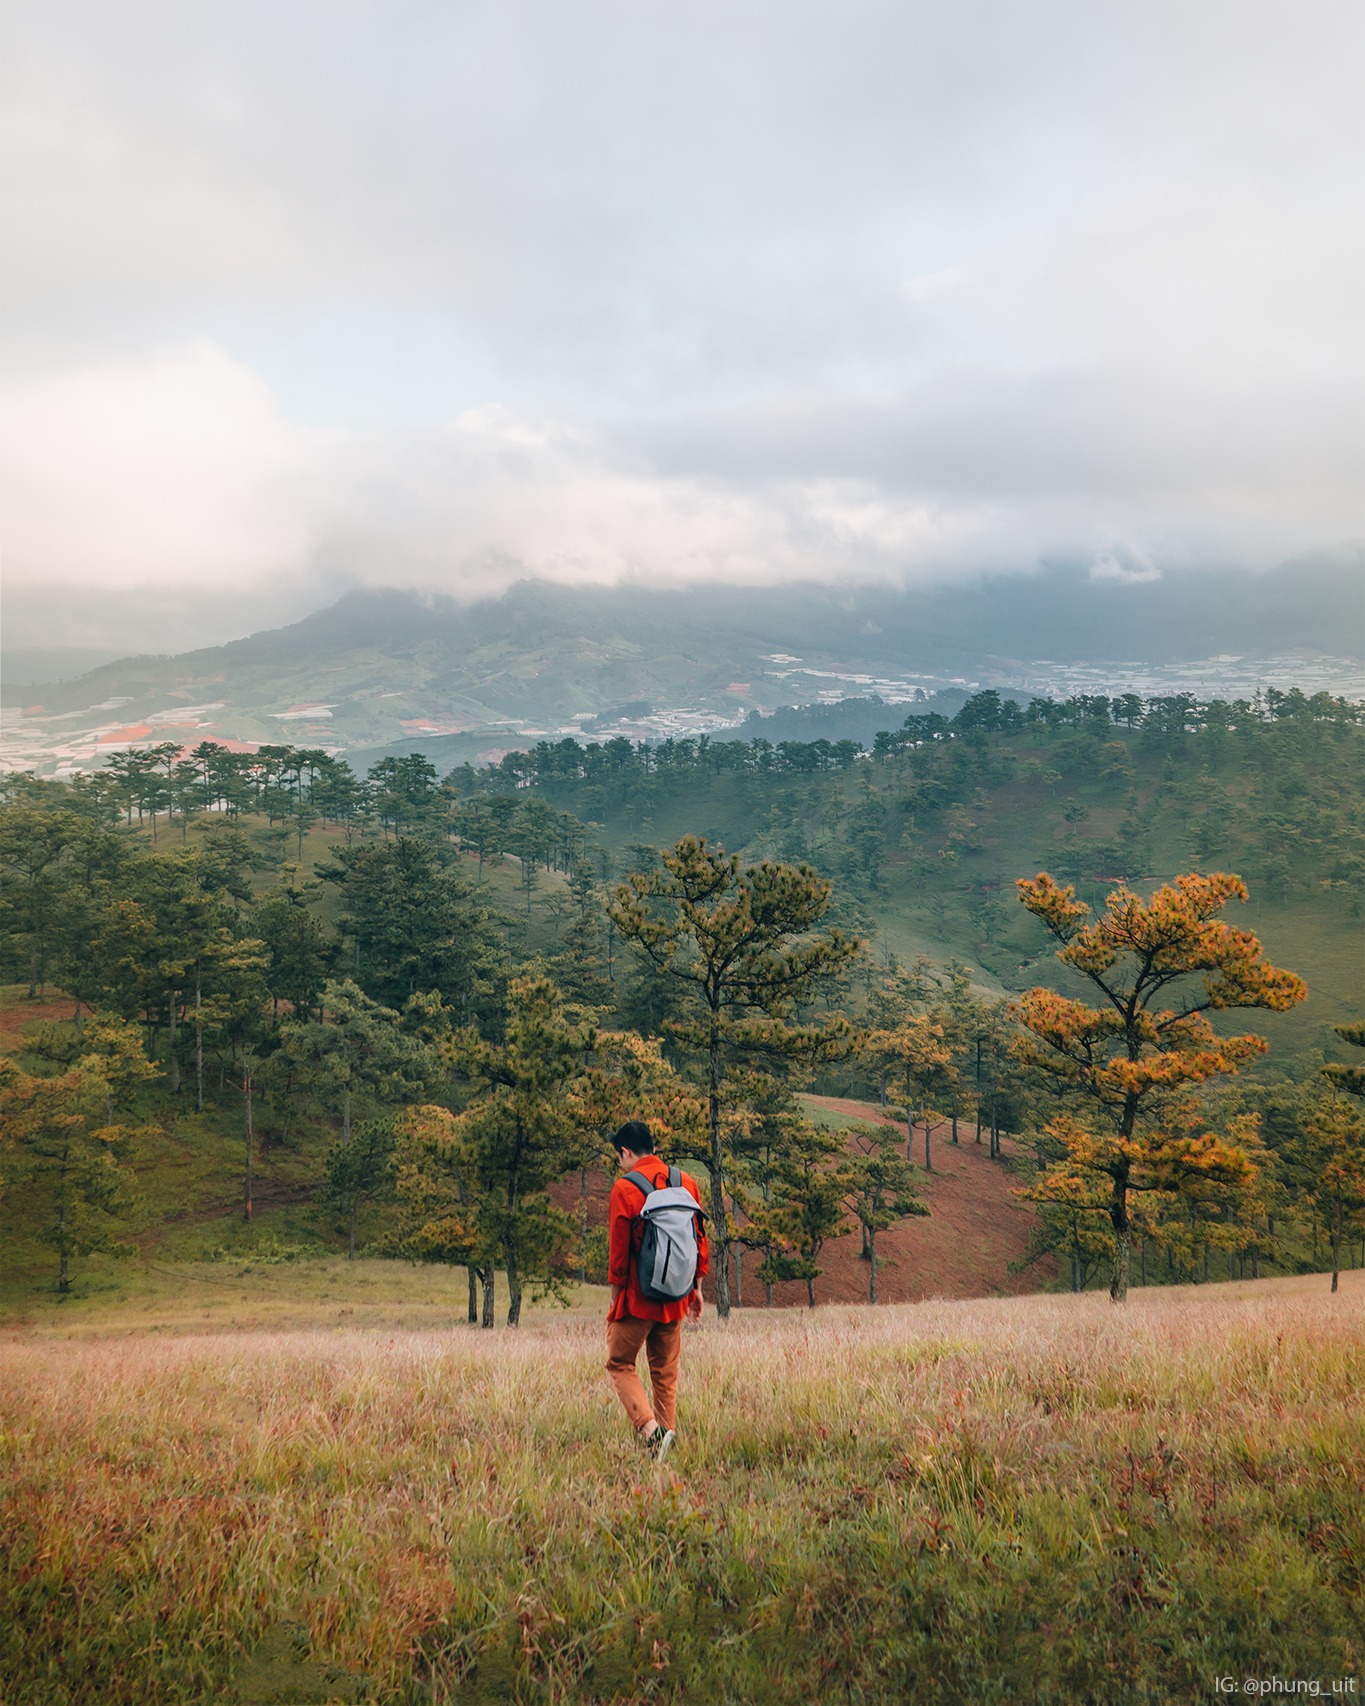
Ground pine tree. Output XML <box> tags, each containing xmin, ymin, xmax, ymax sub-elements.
<box><xmin>842</xmin><ymin>1123</ymin><xmax>927</xmax><ymax>1303</ymax></box>
<box><xmin>0</xmin><ymin>1023</ymin><xmax>150</xmax><ymax>1293</ymax></box>
<box><xmin>252</xmin><ymin>866</ymin><xmax>337</xmax><ymax>1022</ymax></box>
<box><xmin>321</xmin><ymin>1117</ymin><xmax>398</xmax><ymax>1260</ymax></box>
<box><xmin>750</xmin><ymin>1116</ymin><xmax>850</xmax><ymax>1308</ymax></box>
<box><xmin>276</xmin><ymin>979</ymin><xmax>432</xmax><ymax>1145</ymax></box>
<box><xmin>405</xmin><ymin>976</ymin><xmax>596</xmax><ymax>1326</ymax></box>
<box><xmin>323</xmin><ymin>836</ymin><xmax>499</xmax><ymax>1019</ymax></box>
<box><xmin>609</xmin><ymin>835</ymin><xmax>859</xmax><ymax>1317</ymax></box>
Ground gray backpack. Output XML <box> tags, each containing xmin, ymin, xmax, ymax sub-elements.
<box><xmin>625</xmin><ymin>1168</ymin><xmax>706</xmax><ymax>1302</ymax></box>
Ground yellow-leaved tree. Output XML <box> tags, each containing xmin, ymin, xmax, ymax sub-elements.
<box><xmin>1014</xmin><ymin>872</ymin><xmax>1306</xmax><ymax>1302</ymax></box>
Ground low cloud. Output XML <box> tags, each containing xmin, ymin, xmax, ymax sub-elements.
<box><xmin>2</xmin><ymin>337</ymin><xmax>1361</xmax><ymax>653</ymax></box>
<box><xmin>1</xmin><ymin>343</ymin><xmax>330</xmax><ymax>592</ymax></box>
<box><xmin>1088</xmin><ymin>550</ymin><xmax>1162</xmax><ymax>586</ymax></box>
<box><xmin>2</xmin><ymin>4</ymin><xmax>1362</xmax><ymax>651</ymax></box>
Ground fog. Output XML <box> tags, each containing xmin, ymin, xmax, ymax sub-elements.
<box><xmin>2</xmin><ymin>1</ymin><xmax>1362</xmax><ymax>652</ymax></box>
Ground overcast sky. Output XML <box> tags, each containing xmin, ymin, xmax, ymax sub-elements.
<box><xmin>2</xmin><ymin>0</ymin><xmax>1362</xmax><ymax>652</ymax></box>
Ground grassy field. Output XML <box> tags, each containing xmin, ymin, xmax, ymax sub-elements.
<box><xmin>2</xmin><ymin>1273</ymin><xmax>1360</xmax><ymax>1705</ymax></box>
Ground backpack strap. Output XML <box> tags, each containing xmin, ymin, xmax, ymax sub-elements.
<box><xmin>668</xmin><ymin>1166</ymin><xmax>681</xmax><ymax>1188</ymax></box>
<box><xmin>623</xmin><ymin>1170</ymin><xmax>657</xmax><ymax>1202</ymax></box>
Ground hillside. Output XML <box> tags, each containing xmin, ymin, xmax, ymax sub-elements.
<box><xmin>490</xmin><ymin>702</ymin><xmax>1364</xmax><ymax>1053</ymax></box>
<box><xmin>5</xmin><ymin>549</ymin><xmax>1362</xmax><ymax>777</ymax></box>
<box><xmin>0</xmin><ymin>982</ymin><xmax>1052</xmax><ymax>1316</ymax></box>
<box><xmin>558</xmin><ymin>1098</ymin><xmax>1054</xmax><ymax>1311</ymax></box>
<box><xmin>1</xmin><ymin>688</ymin><xmax>1359</xmax><ymax>1319</ymax></box>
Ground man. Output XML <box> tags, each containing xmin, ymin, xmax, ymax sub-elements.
<box><xmin>606</xmin><ymin>1119</ymin><xmax>708</xmax><ymax>1463</ymax></box>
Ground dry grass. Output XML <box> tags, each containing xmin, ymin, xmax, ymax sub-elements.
<box><xmin>2</xmin><ymin>1273</ymin><xmax>1362</xmax><ymax>1704</ymax></box>
<box><xmin>0</xmin><ymin>1256</ymin><xmax>594</xmax><ymax>1341</ymax></box>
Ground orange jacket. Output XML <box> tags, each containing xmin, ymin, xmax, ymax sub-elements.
<box><xmin>607</xmin><ymin>1155</ymin><xmax>709</xmax><ymax>1323</ymax></box>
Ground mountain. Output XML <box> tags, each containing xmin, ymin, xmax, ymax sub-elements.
<box><xmin>3</xmin><ymin>548</ymin><xmax>1361</xmax><ymax>775</ymax></box>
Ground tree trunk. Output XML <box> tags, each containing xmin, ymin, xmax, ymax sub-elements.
<box><xmin>57</xmin><ymin>1187</ymin><xmax>70</xmax><ymax>1294</ymax></box>
<box><xmin>869</xmin><ymin>1227</ymin><xmax>878</xmax><ymax>1304</ymax></box>
<box><xmin>467</xmin><ymin>1265</ymin><xmax>478</xmax><ymax>1324</ymax></box>
<box><xmin>806</xmin><ymin>1273</ymin><xmax>816</xmax><ymax>1308</ymax></box>
<box><xmin>243</xmin><ymin>1072</ymin><xmax>254</xmax><ymax>1220</ymax></box>
<box><xmin>579</xmin><ymin>1168</ymin><xmax>588</xmax><ymax>1286</ymax></box>
<box><xmin>169</xmin><ymin>993</ymin><xmax>180</xmax><ymax>1095</ymax></box>
<box><xmin>480</xmin><ymin>1261</ymin><xmax>495</xmax><ymax>1328</ymax></box>
<box><xmin>950</xmin><ymin>1114</ymin><xmax>958</xmax><ymax>1144</ymax></box>
<box><xmin>975</xmin><ymin>1040</ymin><xmax>983</xmax><ymax>1140</ymax></box>
<box><xmin>733</xmin><ymin>1242</ymin><xmax>742</xmax><ymax>1306</ymax></box>
<box><xmin>1331</xmin><ymin>1190</ymin><xmax>1342</xmax><ymax>1294</ymax></box>
<box><xmin>1109</xmin><ymin>1164</ymin><xmax>1130</xmax><ymax>1303</ymax></box>
<box><xmin>342</xmin><ymin>1087</ymin><xmax>351</xmax><ymax>1144</ymax></box>
<box><xmin>348</xmin><ymin>1200</ymin><xmax>357</xmax><ymax>1260</ymax></box>
<box><xmin>505</xmin><ymin>1234</ymin><xmax>522</xmax><ymax>1327</ymax></box>
<box><xmin>707</xmin><ymin>1021</ymin><xmax>732</xmax><ymax>1318</ymax></box>
<box><xmin>194</xmin><ymin>967</ymin><xmax>204</xmax><ymax>1114</ymax></box>
<box><xmin>924</xmin><ymin>1119</ymin><xmax>932</xmax><ymax>1172</ymax></box>
<box><xmin>504</xmin><ymin>1165</ymin><xmax>522</xmax><ymax>1325</ymax></box>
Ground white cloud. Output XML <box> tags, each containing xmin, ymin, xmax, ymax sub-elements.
<box><xmin>1088</xmin><ymin>550</ymin><xmax>1162</xmax><ymax>586</ymax></box>
<box><xmin>0</xmin><ymin>343</ymin><xmax>329</xmax><ymax>590</ymax></box>
<box><xmin>0</xmin><ymin>339</ymin><xmax>1356</xmax><ymax>654</ymax></box>
<box><xmin>1</xmin><ymin>0</ymin><xmax>1362</xmax><ymax>647</ymax></box>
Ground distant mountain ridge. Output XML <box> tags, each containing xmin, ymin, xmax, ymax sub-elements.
<box><xmin>3</xmin><ymin>548</ymin><xmax>1361</xmax><ymax>774</ymax></box>
<box><xmin>8</xmin><ymin>546</ymin><xmax>1364</xmax><ymax>704</ymax></box>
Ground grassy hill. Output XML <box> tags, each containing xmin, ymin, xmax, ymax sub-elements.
<box><xmin>2</xmin><ymin>1273</ymin><xmax>1360</xmax><ymax>1703</ymax></box>
<box><xmin>0</xmin><ymin>982</ymin><xmax>1055</xmax><ymax>1318</ymax></box>
<box><xmin>1</xmin><ymin>696</ymin><xmax>1359</xmax><ymax>1311</ymax></box>
<box><xmin>510</xmin><ymin>712</ymin><xmax>1363</xmax><ymax>1057</ymax></box>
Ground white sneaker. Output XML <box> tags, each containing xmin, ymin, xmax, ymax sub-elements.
<box><xmin>649</xmin><ymin>1426</ymin><xmax>676</xmax><ymax>1464</ymax></box>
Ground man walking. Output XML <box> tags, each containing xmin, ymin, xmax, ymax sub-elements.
<box><xmin>606</xmin><ymin>1120</ymin><xmax>708</xmax><ymax>1462</ymax></box>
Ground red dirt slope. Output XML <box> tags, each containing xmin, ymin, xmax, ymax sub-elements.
<box><xmin>768</xmin><ymin>1097</ymin><xmax>1057</xmax><ymax>1307</ymax></box>
<box><xmin>0</xmin><ymin>996</ymin><xmax>76</xmax><ymax>1051</ymax></box>
<box><xmin>563</xmin><ymin>1096</ymin><xmax>1057</xmax><ymax>1310</ymax></box>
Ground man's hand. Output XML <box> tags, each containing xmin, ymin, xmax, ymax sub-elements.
<box><xmin>686</xmin><ymin>1288</ymin><xmax>702</xmax><ymax>1321</ymax></box>
<box><xmin>610</xmin><ymin>1284</ymin><xmax>624</xmax><ymax>1308</ymax></box>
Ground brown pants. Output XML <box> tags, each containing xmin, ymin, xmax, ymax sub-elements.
<box><xmin>606</xmin><ymin>1315</ymin><xmax>682</xmax><ymax>1432</ymax></box>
